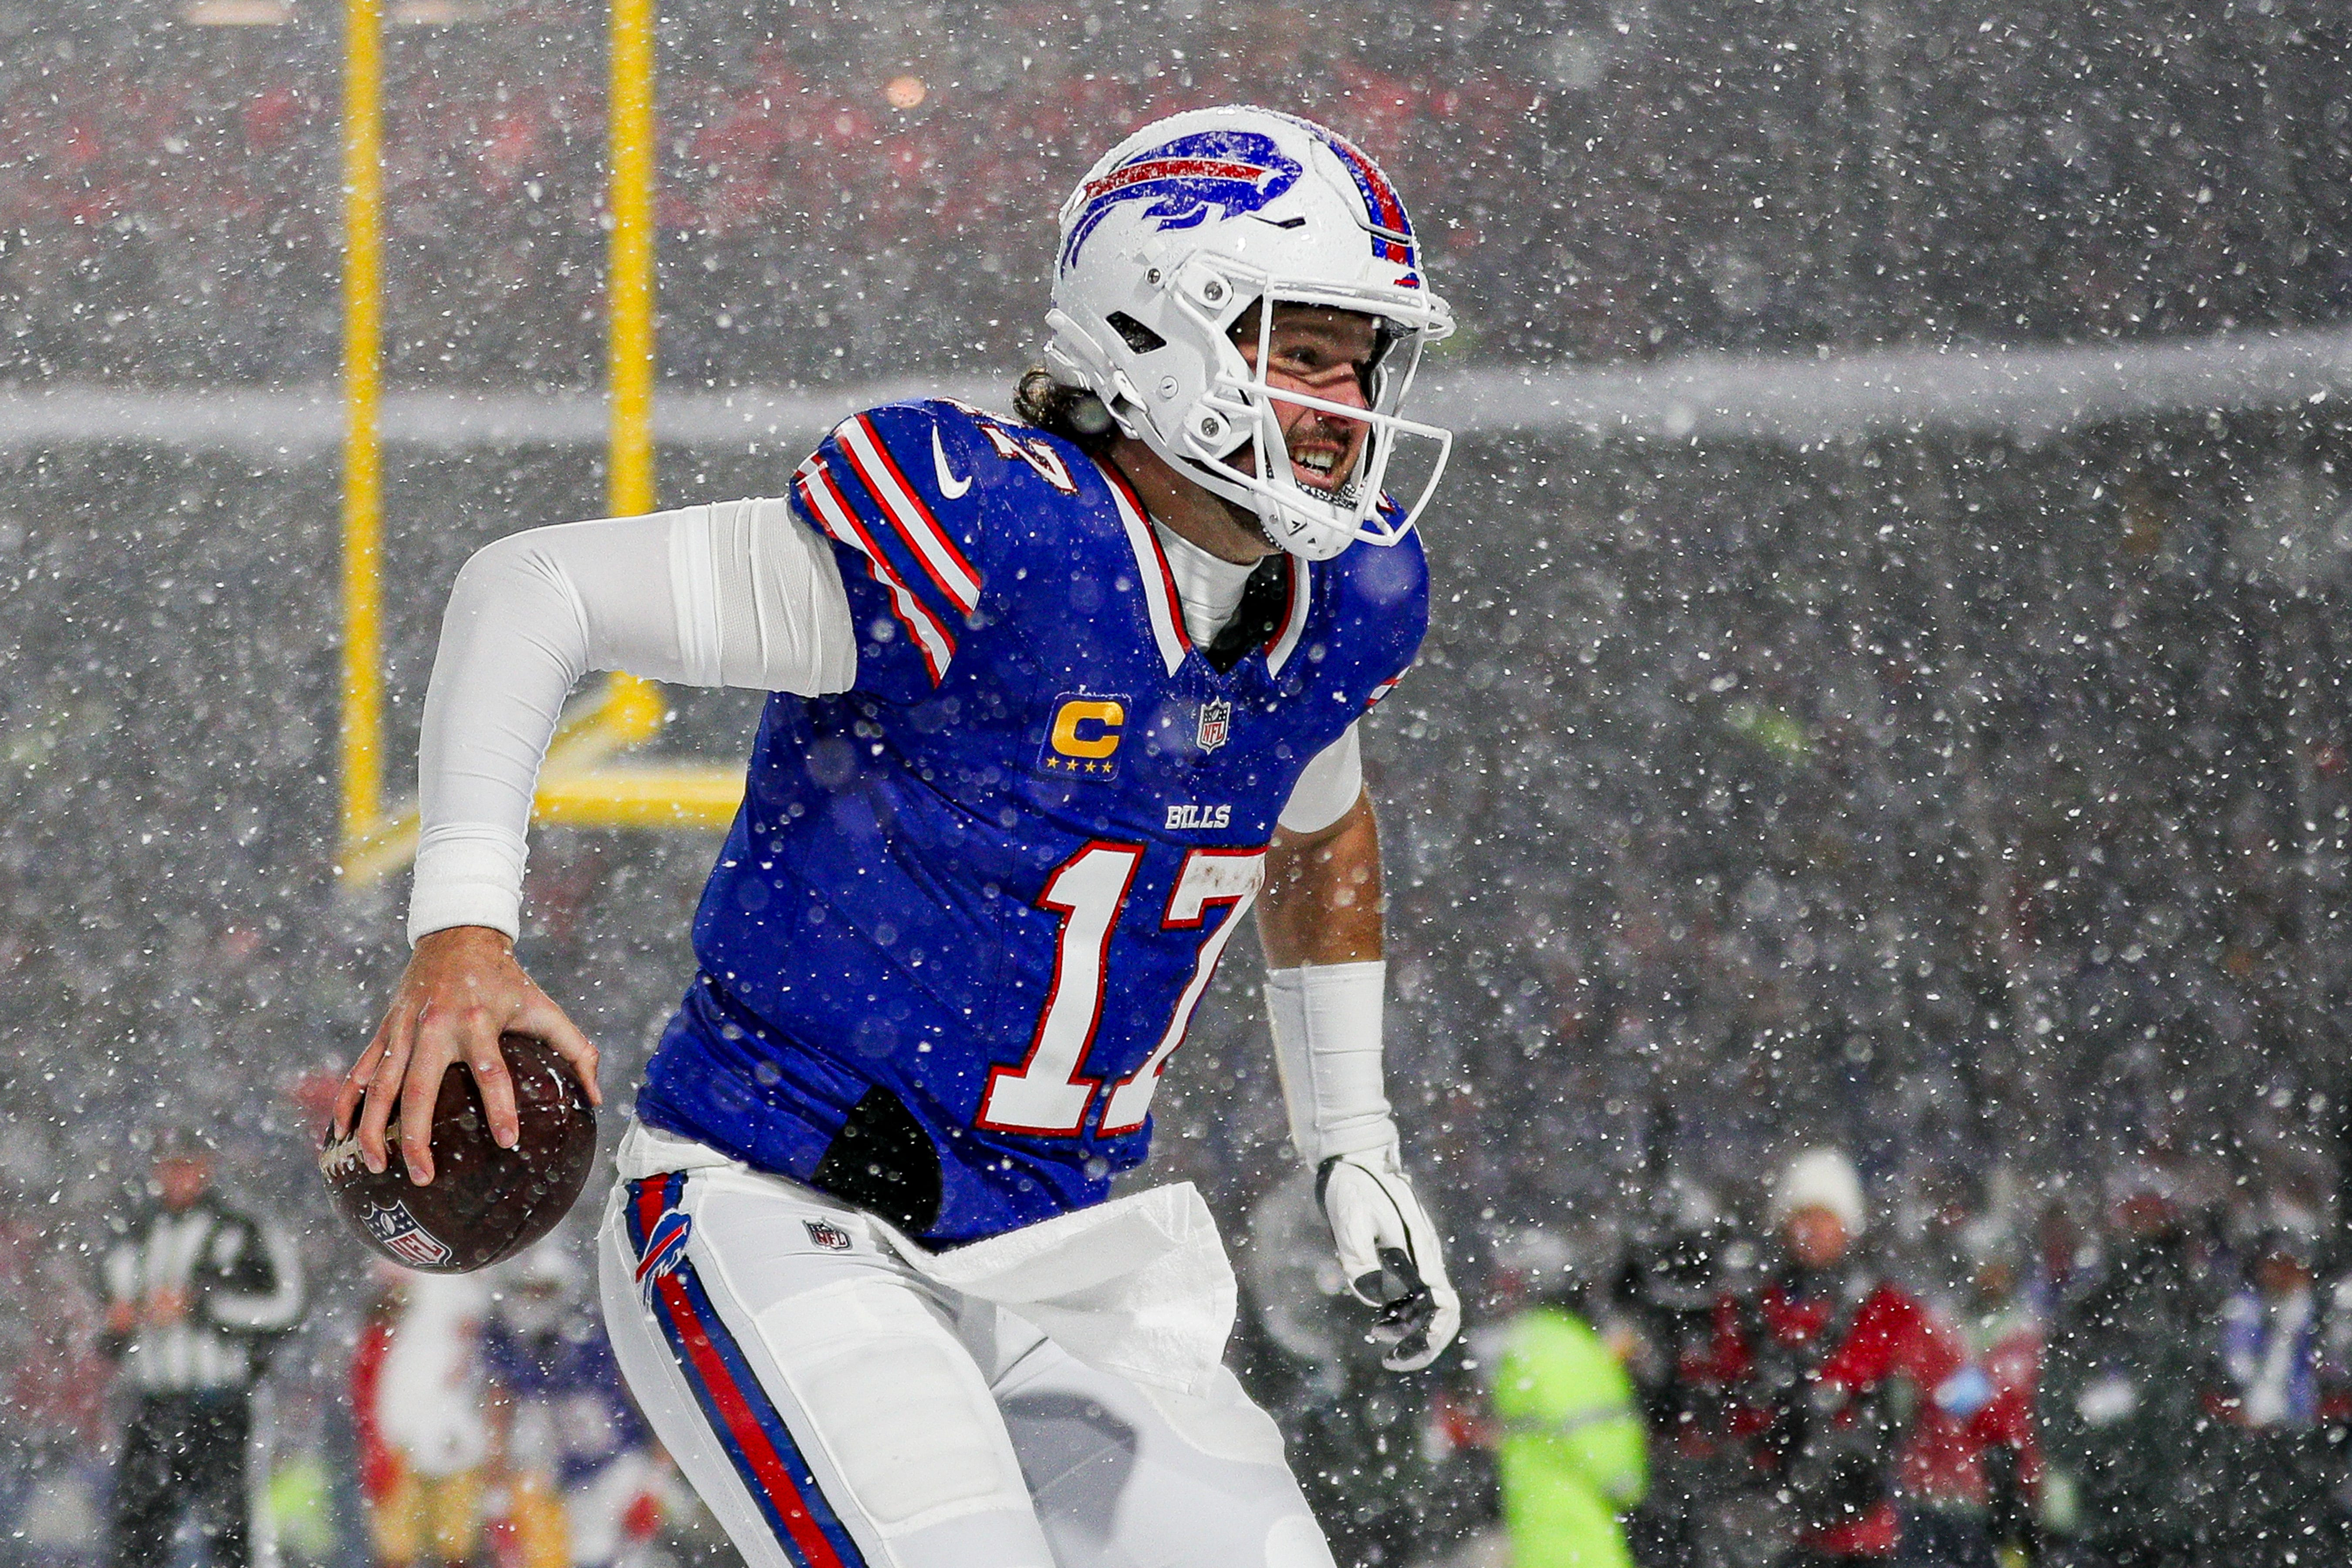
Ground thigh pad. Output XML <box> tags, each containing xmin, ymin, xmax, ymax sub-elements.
<box><xmin>741</xmin><ymin>1252</ymin><xmax>1030</xmax><ymax>1534</ymax></box>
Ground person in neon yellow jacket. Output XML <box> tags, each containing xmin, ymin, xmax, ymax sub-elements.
<box><xmin>1484</xmin><ymin>1229</ymin><xmax>1649</xmax><ymax>1568</ymax></box>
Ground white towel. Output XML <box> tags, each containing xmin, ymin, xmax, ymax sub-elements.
<box><xmin>879</xmin><ymin>1183</ymin><xmax>1239</xmax><ymax>1399</ymax></box>
<box><xmin>612</xmin><ymin>1122</ymin><xmax>1239</xmax><ymax>1398</ymax></box>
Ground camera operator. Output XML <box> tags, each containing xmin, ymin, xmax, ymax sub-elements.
<box><xmin>1618</xmin><ymin>1181</ymin><xmax>1744</xmax><ymax>1568</ymax></box>
<box><xmin>2036</xmin><ymin>1165</ymin><xmax>2223</xmax><ymax>1567</ymax></box>
<box><xmin>1696</xmin><ymin>1150</ymin><xmax>1991</xmax><ymax>1568</ymax></box>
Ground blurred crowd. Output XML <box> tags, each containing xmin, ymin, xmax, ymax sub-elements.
<box><xmin>0</xmin><ymin>1133</ymin><xmax>684</xmax><ymax>1568</ymax></box>
<box><xmin>8</xmin><ymin>0</ymin><xmax>2352</xmax><ymax>386</ymax></box>
<box><xmin>1234</xmin><ymin>1142</ymin><xmax>2352</xmax><ymax>1568</ymax></box>
<box><xmin>16</xmin><ymin>1122</ymin><xmax>2352</xmax><ymax>1568</ymax></box>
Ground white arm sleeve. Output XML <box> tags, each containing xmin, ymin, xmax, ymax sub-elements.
<box><xmin>1276</xmin><ymin>723</ymin><xmax>1364</xmax><ymax>835</ymax></box>
<box><xmin>407</xmin><ymin>498</ymin><xmax>855</xmax><ymax>943</ymax></box>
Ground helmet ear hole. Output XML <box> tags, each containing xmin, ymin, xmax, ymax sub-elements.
<box><xmin>1105</xmin><ymin>311</ymin><xmax>1167</xmax><ymax>355</ymax></box>
<box><xmin>1068</xmin><ymin>393</ymin><xmax>1115</xmax><ymax>435</ymax></box>
<box><xmin>1362</xmin><ymin>320</ymin><xmax>1409</xmax><ymax>399</ymax></box>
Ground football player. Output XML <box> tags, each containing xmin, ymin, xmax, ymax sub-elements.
<box><xmin>335</xmin><ymin>105</ymin><xmax>1461</xmax><ymax>1568</ymax></box>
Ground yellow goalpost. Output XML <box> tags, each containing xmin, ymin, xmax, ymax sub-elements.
<box><xmin>337</xmin><ymin>0</ymin><xmax>743</xmax><ymax>889</ymax></box>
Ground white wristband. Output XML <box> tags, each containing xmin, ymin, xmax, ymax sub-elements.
<box><xmin>1265</xmin><ymin>960</ymin><xmax>1396</xmax><ymax>1166</ymax></box>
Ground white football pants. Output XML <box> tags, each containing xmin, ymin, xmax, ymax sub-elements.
<box><xmin>595</xmin><ymin>1153</ymin><xmax>1337</xmax><ymax>1568</ymax></box>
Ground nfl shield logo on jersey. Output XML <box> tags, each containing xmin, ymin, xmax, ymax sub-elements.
<box><xmin>1196</xmin><ymin>698</ymin><xmax>1232</xmax><ymax>753</ymax></box>
<box><xmin>360</xmin><ymin>1200</ymin><xmax>455</xmax><ymax>1269</ymax></box>
<box><xmin>804</xmin><ymin>1218</ymin><xmax>854</xmax><ymax>1252</ymax></box>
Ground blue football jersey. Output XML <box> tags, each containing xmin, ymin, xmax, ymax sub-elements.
<box><xmin>635</xmin><ymin>399</ymin><xmax>1426</xmax><ymax>1244</ymax></box>
<box><xmin>482</xmin><ymin>1311</ymin><xmax>650</xmax><ymax>1482</ymax></box>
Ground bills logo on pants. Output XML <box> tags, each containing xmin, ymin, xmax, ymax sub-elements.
<box><xmin>635</xmin><ymin>1209</ymin><xmax>693</xmax><ymax>1302</ymax></box>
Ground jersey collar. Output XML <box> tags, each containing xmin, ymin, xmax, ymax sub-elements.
<box><xmin>1263</xmin><ymin>554</ymin><xmax>1310</xmax><ymax>676</ymax></box>
<box><xmin>1095</xmin><ymin>455</ymin><xmax>1195</xmax><ymax>678</ymax></box>
<box><xmin>1094</xmin><ymin>455</ymin><xmax>1313</xmax><ymax>682</ymax></box>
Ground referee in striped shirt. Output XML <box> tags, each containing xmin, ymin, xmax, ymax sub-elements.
<box><xmin>101</xmin><ymin>1129</ymin><xmax>305</xmax><ymax>1568</ymax></box>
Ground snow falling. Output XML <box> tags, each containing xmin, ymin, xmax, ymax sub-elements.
<box><xmin>9</xmin><ymin>2</ymin><xmax>2352</xmax><ymax>1565</ymax></box>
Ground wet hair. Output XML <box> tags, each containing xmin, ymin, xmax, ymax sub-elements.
<box><xmin>1013</xmin><ymin>367</ymin><xmax>1119</xmax><ymax>459</ymax></box>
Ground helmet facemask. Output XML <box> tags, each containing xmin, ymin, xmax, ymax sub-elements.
<box><xmin>1151</xmin><ymin>262</ymin><xmax>1452</xmax><ymax>562</ymax></box>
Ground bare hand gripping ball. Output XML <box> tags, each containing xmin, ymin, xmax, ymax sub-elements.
<box><xmin>318</xmin><ymin>1034</ymin><xmax>596</xmax><ymax>1273</ymax></box>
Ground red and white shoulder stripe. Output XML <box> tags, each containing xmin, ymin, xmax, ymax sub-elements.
<box><xmin>831</xmin><ymin>414</ymin><xmax>982</xmax><ymax>616</ymax></box>
<box><xmin>793</xmin><ymin>452</ymin><xmax>956</xmax><ymax>685</ymax></box>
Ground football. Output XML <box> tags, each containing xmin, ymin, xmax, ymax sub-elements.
<box><xmin>318</xmin><ymin>1033</ymin><xmax>597</xmax><ymax>1273</ymax></box>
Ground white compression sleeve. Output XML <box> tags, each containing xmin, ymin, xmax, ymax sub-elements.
<box><xmin>1276</xmin><ymin>723</ymin><xmax>1363</xmax><ymax>836</ymax></box>
<box><xmin>1265</xmin><ymin>960</ymin><xmax>1396</xmax><ymax>1165</ymax></box>
<box><xmin>408</xmin><ymin>499</ymin><xmax>855</xmax><ymax>943</ymax></box>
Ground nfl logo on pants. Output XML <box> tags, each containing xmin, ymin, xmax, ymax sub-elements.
<box><xmin>1196</xmin><ymin>698</ymin><xmax>1230</xmax><ymax>753</ymax></box>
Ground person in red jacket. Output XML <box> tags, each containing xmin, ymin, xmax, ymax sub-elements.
<box><xmin>1695</xmin><ymin>1149</ymin><xmax>1996</xmax><ymax>1568</ymax></box>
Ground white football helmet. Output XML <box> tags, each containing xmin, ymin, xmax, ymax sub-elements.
<box><xmin>1043</xmin><ymin>105</ymin><xmax>1455</xmax><ymax>561</ymax></box>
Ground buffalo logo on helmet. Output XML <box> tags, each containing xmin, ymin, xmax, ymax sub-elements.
<box><xmin>1060</xmin><ymin>130</ymin><xmax>1303</xmax><ymax>272</ymax></box>
<box><xmin>360</xmin><ymin>1200</ymin><xmax>456</xmax><ymax>1269</ymax></box>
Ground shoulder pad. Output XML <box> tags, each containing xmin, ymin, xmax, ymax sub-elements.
<box><xmin>808</xmin><ymin>402</ymin><xmax>991</xmax><ymax>622</ymax></box>
<box><xmin>834</xmin><ymin>398</ymin><xmax>1090</xmax><ymax>508</ymax></box>
<box><xmin>831</xmin><ymin>401</ymin><xmax>990</xmax><ymax>518</ymax></box>
<box><xmin>932</xmin><ymin>397</ymin><xmax>1093</xmax><ymax>501</ymax></box>
<box><xmin>1334</xmin><ymin>524</ymin><xmax>1428</xmax><ymax>614</ymax></box>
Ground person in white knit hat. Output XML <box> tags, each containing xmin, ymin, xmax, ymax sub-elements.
<box><xmin>1770</xmin><ymin>1147</ymin><xmax>1868</xmax><ymax>1274</ymax></box>
<box><xmin>1701</xmin><ymin>1148</ymin><xmax>1993</xmax><ymax>1566</ymax></box>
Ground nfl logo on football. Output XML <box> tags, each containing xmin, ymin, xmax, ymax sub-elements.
<box><xmin>1196</xmin><ymin>698</ymin><xmax>1231</xmax><ymax>753</ymax></box>
<box><xmin>362</xmin><ymin>1200</ymin><xmax>455</xmax><ymax>1269</ymax></box>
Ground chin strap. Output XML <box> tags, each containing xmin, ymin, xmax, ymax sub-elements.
<box><xmin>1266</xmin><ymin>962</ymin><xmax>1460</xmax><ymax>1372</ymax></box>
